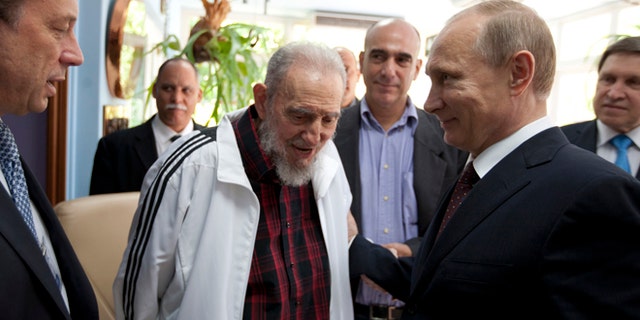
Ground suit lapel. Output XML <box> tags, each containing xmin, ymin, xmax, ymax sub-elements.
<box><xmin>335</xmin><ymin>105</ymin><xmax>363</xmax><ymax>222</ymax></box>
<box><xmin>133</xmin><ymin>118</ymin><xmax>159</xmax><ymax>169</ymax></box>
<box><xmin>134</xmin><ymin>117</ymin><xmax>205</xmax><ymax>170</ymax></box>
<box><xmin>410</xmin><ymin>173</ymin><xmax>530</xmax><ymax>296</ymax></box>
<box><xmin>0</xmin><ymin>160</ymin><xmax>70</xmax><ymax>317</ymax></box>
<box><xmin>410</xmin><ymin>127</ymin><xmax>566</xmax><ymax>296</ymax></box>
<box><xmin>569</xmin><ymin>121</ymin><xmax>640</xmax><ymax>179</ymax></box>
<box><xmin>572</xmin><ymin>120</ymin><xmax>598</xmax><ymax>152</ymax></box>
<box><xmin>413</xmin><ymin>111</ymin><xmax>457</xmax><ymax>233</ymax></box>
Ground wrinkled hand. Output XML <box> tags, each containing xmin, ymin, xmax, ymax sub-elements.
<box><xmin>382</xmin><ymin>242</ymin><xmax>412</xmax><ymax>257</ymax></box>
<box><xmin>347</xmin><ymin>211</ymin><xmax>358</xmax><ymax>243</ymax></box>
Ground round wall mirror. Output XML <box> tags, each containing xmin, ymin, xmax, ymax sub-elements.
<box><xmin>106</xmin><ymin>0</ymin><xmax>147</xmax><ymax>99</ymax></box>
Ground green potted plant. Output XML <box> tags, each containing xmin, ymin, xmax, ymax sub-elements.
<box><xmin>146</xmin><ymin>0</ymin><xmax>279</xmax><ymax>125</ymax></box>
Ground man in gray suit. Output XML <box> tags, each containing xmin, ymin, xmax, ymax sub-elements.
<box><xmin>562</xmin><ymin>36</ymin><xmax>640</xmax><ymax>178</ymax></box>
<box><xmin>334</xmin><ymin>18</ymin><xmax>466</xmax><ymax>319</ymax></box>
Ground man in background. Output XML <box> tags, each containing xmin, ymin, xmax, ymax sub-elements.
<box><xmin>0</xmin><ymin>0</ymin><xmax>98</xmax><ymax>318</ymax></box>
<box><xmin>349</xmin><ymin>1</ymin><xmax>640</xmax><ymax>318</ymax></box>
<box><xmin>335</xmin><ymin>46</ymin><xmax>361</xmax><ymax>109</ymax></box>
<box><xmin>114</xmin><ymin>42</ymin><xmax>354</xmax><ymax>319</ymax></box>
<box><xmin>90</xmin><ymin>57</ymin><xmax>205</xmax><ymax>194</ymax></box>
<box><xmin>562</xmin><ymin>36</ymin><xmax>640</xmax><ymax>178</ymax></box>
<box><xmin>334</xmin><ymin>18</ymin><xmax>466</xmax><ymax>319</ymax></box>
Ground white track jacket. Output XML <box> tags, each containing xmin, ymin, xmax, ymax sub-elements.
<box><xmin>113</xmin><ymin>108</ymin><xmax>354</xmax><ymax>320</ymax></box>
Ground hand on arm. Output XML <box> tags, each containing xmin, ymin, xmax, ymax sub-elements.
<box><xmin>347</xmin><ymin>210</ymin><xmax>358</xmax><ymax>244</ymax></box>
<box><xmin>382</xmin><ymin>242</ymin><xmax>412</xmax><ymax>257</ymax></box>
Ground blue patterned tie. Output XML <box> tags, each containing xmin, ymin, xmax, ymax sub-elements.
<box><xmin>610</xmin><ymin>134</ymin><xmax>633</xmax><ymax>174</ymax></box>
<box><xmin>0</xmin><ymin>121</ymin><xmax>38</xmax><ymax>240</ymax></box>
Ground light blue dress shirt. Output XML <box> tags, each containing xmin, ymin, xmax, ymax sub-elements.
<box><xmin>356</xmin><ymin>98</ymin><xmax>418</xmax><ymax>307</ymax></box>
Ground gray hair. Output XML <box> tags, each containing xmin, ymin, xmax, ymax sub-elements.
<box><xmin>452</xmin><ymin>0</ymin><xmax>556</xmax><ymax>100</ymax></box>
<box><xmin>598</xmin><ymin>36</ymin><xmax>640</xmax><ymax>71</ymax></box>
<box><xmin>264</xmin><ymin>42</ymin><xmax>347</xmax><ymax>106</ymax></box>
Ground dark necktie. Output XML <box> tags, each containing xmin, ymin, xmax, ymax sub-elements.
<box><xmin>170</xmin><ymin>134</ymin><xmax>181</xmax><ymax>142</ymax></box>
<box><xmin>0</xmin><ymin>121</ymin><xmax>37</xmax><ymax>240</ymax></box>
<box><xmin>437</xmin><ymin>162</ymin><xmax>479</xmax><ymax>237</ymax></box>
<box><xmin>610</xmin><ymin>134</ymin><xmax>633</xmax><ymax>174</ymax></box>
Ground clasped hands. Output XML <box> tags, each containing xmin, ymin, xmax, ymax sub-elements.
<box><xmin>347</xmin><ymin>211</ymin><xmax>411</xmax><ymax>294</ymax></box>
<box><xmin>347</xmin><ymin>211</ymin><xmax>412</xmax><ymax>257</ymax></box>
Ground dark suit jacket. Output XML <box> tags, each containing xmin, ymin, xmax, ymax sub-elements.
<box><xmin>0</xmin><ymin>158</ymin><xmax>97</xmax><ymax>319</ymax></box>
<box><xmin>334</xmin><ymin>103</ymin><xmax>467</xmax><ymax>253</ymax></box>
<box><xmin>89</xmin><ymin>116</ymin><xmax>204</xmax><ymax>195</ymax></box>
<box><xmin>350</xmin><ymin>127</ymin><xmax>640</xmax><ymax>318</ymax></box>
<box><xmin>562</xmin><ymin>119</ymin><xmax>640</xmax><ymax>179</ymax></box>
<box><xmin>344</xmin><ymin>97</ymin><xmax>360</xmax><ymax>109</ymax></box>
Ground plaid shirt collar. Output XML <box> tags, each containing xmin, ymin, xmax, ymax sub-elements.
<box><xmin>232</xmin><ymin>105</ymin><xmax>279</xmax><ymax>183</ymax></box>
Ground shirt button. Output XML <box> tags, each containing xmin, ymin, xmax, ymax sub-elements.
<box><xmin>384</xmin><ymin>228</ymin><xmax>389</xmax><ymax>234</ymax></box>
<box><xmin>286</xmin><ymin>222</ymin><xmax>291</xmax><ymax>228</ymax></box>
<box><xmin>383</xmin><ymin>163</ymin><xmax>389</xmax><ymax>169</ymax></box>
<box><xmin>383</xmin><ymin>196</ymin><xmax>389</xmax><ymax>201</ymax></box>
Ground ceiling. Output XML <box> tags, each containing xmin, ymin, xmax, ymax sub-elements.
<box><xmin>179</xmin><ymin>0</ymin><xmax>638</xmax><ymax>35</ymax></box>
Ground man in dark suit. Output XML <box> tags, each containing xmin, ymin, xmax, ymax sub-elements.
<box><xmin>335</xmin><ymin>18</ymin><xmax>466</xmax><ymax>319</ymax></box>
<box><xmin>90</xmin><ymin>58</ymin><xmax>204</xmax><ymax>195</ymax></box>
<box><xmin>348</xmin><ymin>1</ymin><xmax>640</xmax><ymax>318</ymax></box>
<box><xmin>562</xmin><ymin>36</ymin><xmax>640</xmax><ymax>178</ymax></box>
<box><xmin>335</xmin><ymin>46</ymin><xmax>361</xmax><ymax>109</ymax></box>
<box><xmin>0</xmin><ymin>0</ymin><xmax>98</xmax><ymax>318</ymax></box>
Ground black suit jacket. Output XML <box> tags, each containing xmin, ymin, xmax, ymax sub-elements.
<box><xmin>334</xmin><ymin>103</ymin><xmax>467</xmax><ymax>252</ymax></box>
<box><xmin>562</xmin><ymin>119</ymin><xmax>640</xmax><ymax>179</ymax></box>
<box><xmin>0</xmin><ymin>158</ymin><xmax>97</xmax><ymax>319</ymax></box>
<box><xmin>350</xmin><ymin>127</ymin><xmax>640</xmax><ymax>318</ymax></box>
<box><xmin>89</xmin><ymin>116</ymin><xmax>204</xmax><ymax>195</ymax></box>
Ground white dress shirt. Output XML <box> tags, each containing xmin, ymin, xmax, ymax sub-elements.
<box><xmin>151</xmin><ymin>115</ymin><xmax>195</xmax><ymax>156</ymax></box>
<box><xmin>473</xmin><ymin>117</ymin><xmax>555</xmax><ymax>179</ymax></box>
<box><xmin>595</xmin><ymin>120</ymin><xmax>640</xmax><ymax>176</ymax></box>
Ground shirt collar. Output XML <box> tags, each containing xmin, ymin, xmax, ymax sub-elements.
<box><xmin>232</xmin><ymin>105</ymin><xmax>278</xmax><ymax>183</ymax></box>
<box><xmin>473</xmin><ymin>116</ymin><xmax>554</xmax><ymax>178</ymax></box>
<box><xmin>151</xmin><ymin>114</ymin><xmax>194</xmax><ymax>143</ymax></box>
<box><xmin>596</xmin><ymin>119</ymin><xmax>640</xmax><ymax>149</ymax></box>
<box><xmin>359</xmin><ymin>97</ymin><xmax>419</xmax><ymax>133</ymax></box>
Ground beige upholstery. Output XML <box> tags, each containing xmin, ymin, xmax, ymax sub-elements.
<box><xmin>54</xmin><ymin>192</ymin><xmax>140</xmax><ymax>320</ymax></box>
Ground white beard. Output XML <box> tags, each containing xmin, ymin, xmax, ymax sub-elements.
<box><xmin>258</xmin><ymin>116</ymin><xmax>316</xmax><ymax>187</ymax></box>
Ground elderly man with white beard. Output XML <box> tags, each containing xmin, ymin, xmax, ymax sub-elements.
<box><xmin>113</xmin><ymin>41</ymin><xmax>354</xmax><ymax>320</ymax></box>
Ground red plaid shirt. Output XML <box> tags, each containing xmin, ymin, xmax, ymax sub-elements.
<box><xmin>233</xmin><ymin>106</ymin><xmax>331</xmax><ymax>320</ymax></box>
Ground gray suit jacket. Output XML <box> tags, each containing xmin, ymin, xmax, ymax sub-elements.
<box><xmin>561</xmin><ymin>119</ymin><xmax>640</xmax><ymax>179</ymax></box>
<box><xmin>334</xmin><ymin>102</ymin><xmax>467</xmax><ymax>253</ymax></box>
